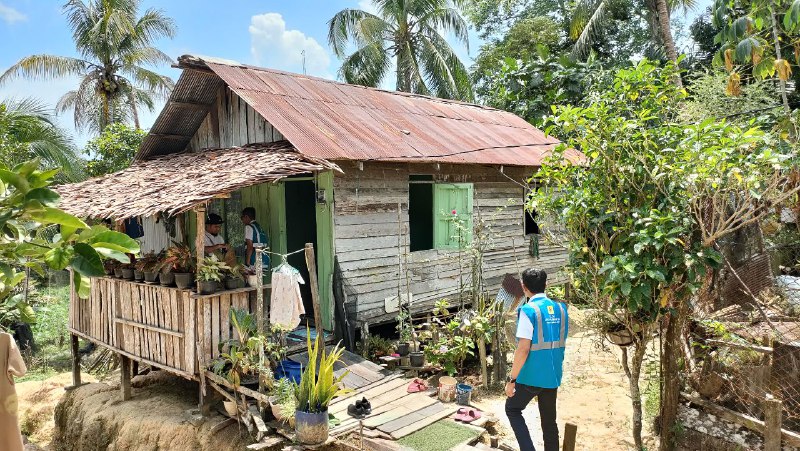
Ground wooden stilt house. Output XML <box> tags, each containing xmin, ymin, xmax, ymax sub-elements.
<box><xmin>56</xmin><ymin>55</ymin><xmax>578</xmax><ymax>387</ymax></box>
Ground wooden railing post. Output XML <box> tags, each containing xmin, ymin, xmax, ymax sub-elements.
<box><xmin>120</xmin><ymin>355</ymin><xmax>132</xmax><ymax>401</ymax></box>
<box><xmin>305</xmin><ymin>243</ymin><xmax>324</xmax><ymax>351</ymax></box>
<box><xmin>764</xmin><ymin>395</ymin><xmax>782</xmax><ymax>451</ymax></box>
<box><xmin>562</xmin><ymin>422</ymin><xmax>577</xmax><ymax>451</ymax></box>
<box><xmin>70</xmin><ymin>334</ymin><xmax>81</xmax><ymax>387</ymax></box>
<box><xmin>195</xmin><ymin>206</ymin><xmax>206</xmax><ymax>293</ymax></box>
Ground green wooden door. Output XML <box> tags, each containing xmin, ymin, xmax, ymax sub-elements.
<box><xmin>433</xmin><ymin>183</ymin><xmax>473</xmax><ymax>249</ymax></box>
<box><xmin>315</xmin><ymin>171</ymin><xmax>335</xmax><ymax>330</ymax></box>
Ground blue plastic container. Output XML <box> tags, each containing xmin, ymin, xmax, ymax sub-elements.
<box><xmin>456</xmin><ymin>383</ymin><xmax>473</xmax><ymax>406</ymax></box>
<box><xmin>275</xmin><ymin>359</ymin><xmax>303</xmax><ymax>383</ymax></box>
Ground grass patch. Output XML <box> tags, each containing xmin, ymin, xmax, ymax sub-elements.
<box><xmin>397</xmin><ymin>420</ymin><xmax>479</xmax><ymax>451</ymax></box>
<box><xmin>18</xmin><ymin>284</ymin><xmax>72</xmax><ymax>382</ymax></box>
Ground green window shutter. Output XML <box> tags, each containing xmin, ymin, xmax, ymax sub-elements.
<box><xmin>433</xmin><ymin>183</ymin><xmax>473</xmax><ymax>249</ymax></box>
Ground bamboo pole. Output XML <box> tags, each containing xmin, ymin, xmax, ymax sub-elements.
<box><xmin>304</xmin><ymin>243</ymin><xmax>324</xmax><ymax>351</ymax></box>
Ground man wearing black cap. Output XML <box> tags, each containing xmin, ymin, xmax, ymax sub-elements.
<box><xmin>204</xmin><ymin>213</ymin><xmax>228</xmax><ymax>254</ymax></box>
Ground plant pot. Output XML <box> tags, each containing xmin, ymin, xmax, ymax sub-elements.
<box><xmin>159</xmin><ymin>271</ymin><xmax>175</xmax><ymax>287</ymax></box>
<box><xmin>397</xmin><ymin>342</ymin><xmax>410</xmax><ymax>356</ymax></box>
<box><xmin>438</xmin><ymin>376</ymin><xmax>457</xmax><ymax>403</ymax></box>
<box><xmin>275</xmin><ymin>359</ymin><xmax>302</xmax><ymax>384</ymax></box>
<box><xmin>143</xmin><ymin>271</ymin><xmax>159</xmax><ymax>283</ymax></box>
<box><xmin>199</xmin><ymin>280</ymin><xmax>217</xmax><ymax>295</ymax></box>
<box><xmin>295</xmin><ymin>409</ymin><xmax>329</xmax><ymax>445</ymax></box>
<box><xmin>246</xmin><ymin>274</ymin><xmax>261</xmax><ymax>287</ymax></box>
<box><xmin>121</xmin><ymin>268</ymin><xmax>135</xmax><ymax>280</ymax></box>
<box><xmin>409</xmin><ymin>351</ymin><xmax>425</xmax><ymax>368</ymax></box>
<box><xmin>240</xmin><ymin>374</ymin><xmax>259</xmax><ymax>390</ymax></box>
<box><xmin>225</xmin><ymin>277</ymin><xmax>245</xmax><ymax>290</ymax></box>
<box><xmin>134</xmin><ymin>270</ymin><xmax>144</xmax><ymax>281</ymax></box>
<box><xmin>114</xmin><ymin>268</ymin><xmax>124</xmax><ymax>278</ymax></box>
<box><xmin>269</xmin><ymin>397</ymin><xmax>285</xmax><ymax>421</ymax></box>
<box><xmin>223</xmin><ymin>400</ymin><xmax>239</xmax><ymax>417</ymax></box>
<box><xmin>174</xmin><ymin>273</ymin><xmax>194</xmax><ymax>290</ymax></box>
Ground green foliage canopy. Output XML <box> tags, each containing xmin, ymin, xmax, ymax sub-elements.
<box><xmin>84</xmin><ymin>123</ymin><xmax>144</xmax><ymax>177</ymax></box>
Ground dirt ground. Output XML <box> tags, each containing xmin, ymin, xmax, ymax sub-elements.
<box><xmin>472</xmin><ymin>309</ymin><xmax>654</xmax><ymax>451</ymax></box>
<box><xmin>17</xmin><ymin>370</ymin><xmax>251</xmax><ymax>451</ymax></box>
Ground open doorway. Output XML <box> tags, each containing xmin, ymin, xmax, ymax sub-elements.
<box><xmin>284</xmin><ymin>180</ymin><xmax>317</xmax><ymax>322</ymax></box>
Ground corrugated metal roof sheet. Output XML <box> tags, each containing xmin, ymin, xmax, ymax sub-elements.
<box><xmin>137</xmin><ymin>55</ymin><xmax>582</xmax><ymax>166</ymax></box>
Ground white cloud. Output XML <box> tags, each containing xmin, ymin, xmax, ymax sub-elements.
<box><xmin>249</xmin><ymin>13</ymin><xmax>332</xmax><ymax>78</ymax></box>
<box><xmin>0</xmin><ymin>2</ymin><xmax>26</xmax><ymax>24</ymax></box>
<box><xmin>358</xmin><ymin>0</ymin><xmax>378</xmax><ymax>15</ymax></box>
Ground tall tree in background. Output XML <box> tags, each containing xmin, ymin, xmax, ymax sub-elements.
<box><xmin>0</xmin><ymin>98</ymin><xmax>84</xmax><ymax>182</ymax></box>
<box><xmin>328</xmin><ymin>0</ymin><xmax>473</xmax><ymax>100</ymax></box>
<box><xmin>0</xmin><ymin>0</ymin><xmax>176</xmax><ymax>133</ymax></box>
<box><xmin>84</xmin><ymin>123</ymin><xmax>144</xmax><ymax>177</ymax></box>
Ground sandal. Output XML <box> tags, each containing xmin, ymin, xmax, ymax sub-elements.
<box><xmin>347</xmin><ymin>403</ymin><xmax>365</xmax><ymax>419</ymax></box>
<box><xmin>455</xmin><ymin>408</ymin><xmax>482</xmax><ymax>422</ymax></box>
<box><xmin>407</xmin><ymin>378</ymin><xmax>429</xmax><ymax>393</ymax></box>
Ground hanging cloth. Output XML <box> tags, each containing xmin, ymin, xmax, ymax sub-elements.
<box><xmin>269</xmin><ymin>262</ymin><xmax>305</xmax><ymax>329</ymax></box>
<box><xmin>0</xmin><ymin>332</ymin><xmax>27</xmax><ymax>451</ymax></box>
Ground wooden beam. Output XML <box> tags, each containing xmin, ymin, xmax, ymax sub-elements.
<box><xmin>705</xmin><ymin>339</ymin><xmax>773</xmax><ymax>354</ymax></box>
<box><xmin>170</xmin><ymin>100</ymin><xmax>213</xmax><ymax>110</ymax></box>
<box><xmin>204</xmin><ymin>370</ymin><xmax>272</xmax><ymax>405</ymax></box>
<box><xmin>563</xmin><ymin>423</ymin><xmax>577</xmax><ymax>451</ymax></box>
<box><xmin>114</xmin><ymin>318</ymin><xmax>184</xmax><ymax>338</ymax></box>
<box><xmin>71</xmin><ymin>334</ymin><xmax>81</xmax><ymax>387</ymax></box>
<box><xmin>305</xmin><ymin>243</ymin><xmax>324</xmax><ymax>350</ymax></box>
<box><xmin>682</xmin><ymin>393</ymin><xmax>800</xmax><ymax>447</ymax></box>
<box><xmin>120</xmin><ymin>355</ymin><xmax>132</xmax><ymax>401</ymax></box>
<box><xmin>765</xmin><ymin>396</ymin><xmax>782</xmax><ymax>451</ymax></box>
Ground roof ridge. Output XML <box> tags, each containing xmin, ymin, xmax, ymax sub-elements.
<box><xmin>179</xmin><ymin>54</ymin><xmax>504</xmax><ymax>113</ymax></box>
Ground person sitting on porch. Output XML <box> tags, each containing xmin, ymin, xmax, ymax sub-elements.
<box><xmin>241</xmin><ymin>207</ymin><xmax>270</xmax><ymax>270</ymax></box>
<box><xmin>204</xmin><ymin>213</ymin><xmax>228</xmax><ymax>254</ymax></box>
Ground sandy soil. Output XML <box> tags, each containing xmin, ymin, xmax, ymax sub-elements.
<box><xmin>473</xmin><ymin>310</ymin><xmax>652</xmax><ymax>451</ymax></box>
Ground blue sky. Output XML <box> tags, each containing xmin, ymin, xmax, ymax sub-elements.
<box><xmin>0</xmin><ymin>0</ymin><xmax>709</xmax><ymax>146</ymax></box>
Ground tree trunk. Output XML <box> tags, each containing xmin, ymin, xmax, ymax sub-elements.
<box><xmin>654</xmin><ymin>0</ymin><xmax>683</xmax><ymax>87</ymax></box>
<box><xmin>659</xmin><ymin>306</ymin><xmax>686</xmax><ymax>451</ymax></box>
<box><xmin>770</xmin><ymin>4</ymin><xmax>791</xmax><ymax>114</ymax></box>
<box><xmin>623</xmin><ymin>337</ymin><xmax>649</xmax><ymax>450</ymax></box>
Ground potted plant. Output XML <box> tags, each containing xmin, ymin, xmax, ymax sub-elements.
<box><xmin>104</xmin><ymin>260</ymin><xmax>119</xmax><ymax>276</ymax></box>
<box><xmin>121</xmin><ymin>262</ymin><xmax>135</xmax><ymax>280</ymax></box>
<box><xmin>396</xmin><ymin>310</ymin><xmax>412</xmax><ymax>356</ymax></box>
<box><xmin>113</xmin><ymin>263</ymin><xmax>124</xmax><ymax>278</ymax></box>
<box><xmin>211</xmin><ymin>309</ymin><xmax>272</xmax><ymax>391</ymax></box>
<box><xmin>224</xmin><ymin>264</ymin><xmax>246</xmax><ymax>290</ymax></box>
<box><xmin>295</xmin><ymin>332</ymin><xmax>351</xmax><ymax>445</ymax></box>
<box><xmin>136</xmin><ymin>251</ymin><xmax>160</xmax><ymax>283</ymax></box>
<box><xmin>197</xmin><ymin>254</ymin><xmax>230</xmax><ymax>294</ymax></box>
<box><xmin>269</xmin><ymin>377</ymin><xmax>297</xmax><ymax>423</ymax></box>
<box><xmin>158</xmin><ymin>242</ymin><xmax>195</xmax><ymax>290</ymax></box>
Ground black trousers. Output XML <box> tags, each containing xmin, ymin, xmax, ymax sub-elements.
<box><xmin>504</xmin><ymin>383</ymin><xmax>559</xmax><ymax>451</ymax></box>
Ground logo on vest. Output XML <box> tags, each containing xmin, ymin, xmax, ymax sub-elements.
<box><xmin>547</xmin><ymin>305</ymin><xmax>555</xmax><ymax>315</ymax></box>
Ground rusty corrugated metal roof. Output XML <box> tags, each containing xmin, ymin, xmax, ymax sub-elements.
<box><xmin>137</xmin><ymin>55</ymin><xmax>581</xmax><ymax>166</ymax></box>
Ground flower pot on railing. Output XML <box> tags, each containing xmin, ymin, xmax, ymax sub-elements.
<box><xmin>144</xmin><ymin>271</ymin><xmax>159</xmax><ymax>283</ymax></box>
<box><xmin>159</xmin><ymin>271</ymin><xmax>175</xmax><ymax>287</ymax></box>
<box><xmin>134</xmin><ymin>270</ymin><xmax>144</xmax><ymax>281</ymax></box>
<box><xmin>114</xmin><ymin>268</ymin><xmax>124</xmax><ymax>278</ymax></box>
<box><xmin>397</xmin><ymin>342</ymin><xmax>410</xmax><ymax>356</ymax></box>
<box><xmin>225</xmin><ymin>277</ymin><xmax>245</xmax><ymax>290</ymax></box>
<box><xmin>199</xmin><ymin>281</ymin><xmax>217</xmax><ymax>295</ymax></box>
<box><xmin>121</xmin><ymin>268</ymin><xmax>135</xmax><ymax>280</ymax></box>
<box><xmin>295</xmin><ymin>409</ymin><xmax>329</xmax><ymax>445</ymax></box>
<box><xmin>410</xmin><ymin>351</ymin><xmax>425</xmax><ymax>367</ymax></box>
<box><xmin>174</xmin><ymin>273</ymin><xmax>194</xmax><ymax>290</ymax></box>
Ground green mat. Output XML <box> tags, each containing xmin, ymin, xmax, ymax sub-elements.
<box><xmin>397</xmin><ymin>420</ymin><xmax>480</xmax><ymax>451</ymax></box>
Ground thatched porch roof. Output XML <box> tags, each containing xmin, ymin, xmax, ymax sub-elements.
<box><xmin>56</xmin><ymin>141</ymin><xmax>341</xmax><ymax>220</ymax></box>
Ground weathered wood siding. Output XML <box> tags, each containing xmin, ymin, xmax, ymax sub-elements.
<box><xmin>185</xmin><ymin>86</ymin><xmax>283</xmax><ymax>151</ymax></box>
<box><xmin>332</xmin><ymin>161</ymin><xmax>567</xmax><ymax>325</ymax></box>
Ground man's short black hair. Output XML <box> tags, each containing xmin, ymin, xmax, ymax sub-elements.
<box><xmin>242</xmin><ymin>207</ymin><xmax>256</xmax><ymax>219</ymax></box>
<box><xmin>521</xmin><ymin>268</ymin><xmax>547</xmax><ymax>294</ymax></box>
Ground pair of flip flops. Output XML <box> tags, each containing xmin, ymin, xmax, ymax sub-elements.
<box><xmin>347</xmin><ymin>397</ymin><xmax>372</xmax><ymax>419</ymax></box>
<box><xmin>407</xmin><ymin>378</ymin><xmax>429</xmax><ymax>393</ymax></box>
<box><xmin>454</xmin><ymin>407</ymin><xmax>482</xmax><ymax>423</ymax></box>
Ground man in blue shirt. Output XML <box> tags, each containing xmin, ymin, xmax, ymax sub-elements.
<box><xmin>505</xmin><ymin>268</ymin><xmax>568</xmax><ymax>451</ymax></box>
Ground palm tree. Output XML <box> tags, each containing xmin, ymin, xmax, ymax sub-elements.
<box><xmin>0</xmin><ymin>0</ymin><xmax>176</xmax><ymax>133</ymax></box>
<box><xmin>0</xmin><ymin>98</ymin><xmax>84</xmax><ymax>182</ymax></box>
<box><xmin>328</xmin><ymin>0</ymin><xmax>473</xmax><ymax>101</ymax></box>
<box><xmin>570</xmin><ymin>0</ymin><xmax>693</xmax><ymax>78</ymax></box>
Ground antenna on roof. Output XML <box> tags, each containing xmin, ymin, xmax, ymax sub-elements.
<box><xmin>301</xmin><ymin>50</ymin><xmax>306</xmax><ymax>74</ymax></box>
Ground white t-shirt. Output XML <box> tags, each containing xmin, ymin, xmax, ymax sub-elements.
<box><xmin>204</xmin><ymin>232</ymin><xmax>225</xmax><ymax>247</ymax></box>
<box><xmin>244</xmin><ymin>224</ymin><xmax>255</xmax><ymax>242</ymax></box>
<box><xmin>516</xmin><ymin>294</ymin><xmax>548</xmax><ymax>340</ymax></box>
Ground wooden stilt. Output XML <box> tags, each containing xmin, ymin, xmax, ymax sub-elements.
<box><xmin>120</xmin><ymin>355</ymin><xmax>132</xmax><ymax>401</ymax></box>
<box><xmin>70</xmin><ymin>334</ymin><xmax>81</xmax><ymax>387</ymax></box>
<box><xmin>764</xmin><ymin>396</ymin><xmax>782</xmax><ymax>451</ymax></box>
<box><xmin>562</xmin><ymin>422</ymin><xmax>577</xmax><ymax>451</ymax></box>
<box><xmin>478</xmin><ymin>336</ymin><xmax>489</xmax><ymax>388</ymax></box>
<box><xmin>361</xmin><ymin>321</ymin><xmax>370</xmax><ymax>359</ymax></box>
<box><xmin>132</xmin><ymin>361</ymin><xmax>139</xmax><ymax>378</ymax></box>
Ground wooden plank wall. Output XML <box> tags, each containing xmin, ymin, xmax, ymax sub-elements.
<box><xmin>332</xmin><ymin>161</ymin><xmax>567</xmax><ymax>325</ymax></box>
<box><xmin>186</xmin><ymin>87</ymin><xmax>283</xmax><ymax>152</ymax></box>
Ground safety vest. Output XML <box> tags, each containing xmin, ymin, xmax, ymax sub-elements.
<box><xmin>516</xmin><ymin>296</ymin><xmax>568</xmax><ymax>388</ymax></box>
<box><xmin>247</xmin><ymin>221</ymin><xmax>270</xmax><ymax>268</ymax></box>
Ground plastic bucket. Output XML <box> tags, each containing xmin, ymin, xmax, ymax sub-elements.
<box><xmin>455</xmin><ymin>383</ymin><xmax>473</xmax><ymax>406</ymax></box>
<box><xmin>276</xmin><ymin>359</ymin><xmax>303</xmax><ymax>383</ymax></box>
<box><xmin>438</xmin><ymin>376</ymin><xmax>458</xmax><ymax>403</ymax></box>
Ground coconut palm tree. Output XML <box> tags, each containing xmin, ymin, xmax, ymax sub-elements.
<box><xmin>0</xmin><ymin>0</ymin><xmax>176</xmax><ymax>133</ymax></box>
<box><xmin>328</xmin><ymin>0</ymin><xmax>473</xmax><ymax>101</ymax></box>
<box><xmin>0</xmin><ymin>98</ymin><xmax>84</xmax><ymax>182</ymax></box>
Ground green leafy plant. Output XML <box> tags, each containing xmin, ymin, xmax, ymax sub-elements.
<box><xmin>424</xmin><ymin>328</ymin><xmax>475</xmax><ymax>376</ymax></box>
<box><xmin>226</xmin><ymin>263</ymin><xmax>246</xmax><ymax>281</ymax></box>
<box><xmin>396</xmin><ymin>309</ymin><xmax>413</xmax><ymax>342</ymax></box>
<box><xmin>134</xmin><ymin>251</ymin><xmax>160</xmax><ymax>273</ymax></box>
<box><xmin>356</xmin><ymin>335</ymin><xmax>396</xmax><ymax>360</ymax></box>
<box><xmin>197</xmin><ymin>254</ymin><xmax>230</xmax><ymax>282</ymax></box>
<box><xmin>212</xmin><ymin>308</ymin><xmax>272</xmax><ymax>388</ymax></box>
<box><xmin>84</xmin><ymin>123</ymin><xmax>144</xmax><ymax>177</ymax></box>
<box><xmin>273</xmin><ymin>377</ymin><xmax>298</xmax><ymax>422</ymax></box>
<box><xmin>296</xmin><ymin>331</ymin><xmax>351</xmax><ymax>413</ymax></box>
<box><xmin>0</xmin><ymin>159</ymin><xmax>139</xmax><ymax>330</ymax></box>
